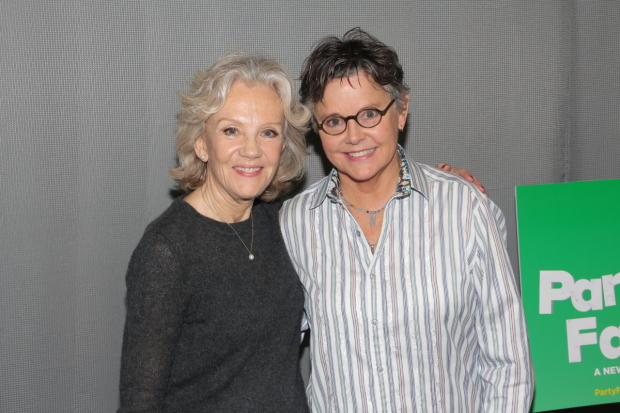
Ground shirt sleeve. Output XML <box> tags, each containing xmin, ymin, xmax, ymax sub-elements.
<box><xmin>300</xmin><ymin>311</ymin><xmax>309</xmax><ymax>332</ymax></box>
<box><xmin>468</xmin><ymin>193</ymin><xmax>534</xmax><ymax>413</ymax></box>
<box><xmin>486</xmin><ymin>196</ymin><xmax>508</xmax><ymax>245</ymax></box>
<box><xmin>117</xmin><ymin>230</ymin><xmax>184</xmax><ymax>413</ymax></box>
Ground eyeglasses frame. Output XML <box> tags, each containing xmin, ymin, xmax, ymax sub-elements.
<box><xmin>316</xmin><ymin>99</ymin><xmax>397</xmax><ymax>136</ymax></box>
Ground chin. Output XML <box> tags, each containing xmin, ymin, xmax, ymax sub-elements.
<box><xmin>233</xmin><ymin>186</ymin><xmax>269</xmax><ymax>201</ymax></box>
<box><xmin>340</xmin><ymin>167</ymin><xmax>379</xmax><ymax>182</ymax></box>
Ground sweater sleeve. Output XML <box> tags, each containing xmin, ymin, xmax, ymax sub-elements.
<box><xmin>118</xmin><ymin>229</ymin><xmax>185</xmax><ymax>413</ymax></box>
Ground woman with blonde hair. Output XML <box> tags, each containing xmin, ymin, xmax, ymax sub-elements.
<box><xmin>118</xmin><ymin>52</ymin><xmax>310</xmax><ymax>413</ymax></box>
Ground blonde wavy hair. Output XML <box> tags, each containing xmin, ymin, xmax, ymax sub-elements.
<box><xmin>170</xmin><ymin>52</ymin><xmax>310</xmax><ymax>201</ymax></box>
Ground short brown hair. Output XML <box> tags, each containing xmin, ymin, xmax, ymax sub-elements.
<box><xmin>171</xmin><ymin>52</ymin><xmax>310</xmax><ymax>201</ymax></box>
<box><xmin>300</xmin><ymin>28</ymin><xmax>410</xmax><ymax>129</ymax></box>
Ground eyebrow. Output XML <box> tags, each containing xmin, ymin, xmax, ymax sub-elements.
<box><xmin>322</xmin><ymin>102</ymin><xmax>386</xmax><ymax>118</ymax></box>
<box><xmin>214</xmin><ymin>117</ymin><xmax>284</xmax><ymax>127</ymax></box>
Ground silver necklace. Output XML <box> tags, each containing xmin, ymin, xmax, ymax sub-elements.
<box><xmin>201</xmin><ymin>189</ymin><xmax>255</xmax><ymax>260</ymax></box>
<box><xmin>339</xmin><ymin>188</ymin><xmax>388</xmax><ymax>227</ymax></box>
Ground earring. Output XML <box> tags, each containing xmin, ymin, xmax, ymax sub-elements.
<box><xmin>200</xmin><ymin>155</ymin><xmax>205</xmax><ymax>160</ymax></box>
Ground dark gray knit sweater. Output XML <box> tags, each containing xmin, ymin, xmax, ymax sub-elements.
<box><xmin>118</xmin><ymin>198</ymin><xmax>308</xmax><ymax>413</ymax></box>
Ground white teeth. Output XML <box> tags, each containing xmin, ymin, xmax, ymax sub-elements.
<box><xmin>234</xmin><ymin>167</ymin><xmax>261</xmax><ymax>172</ymax></box>
<box><xmin>347</xmin><ymin>148</ymin><xmax>375</xmax><ymax>157</ymax></box>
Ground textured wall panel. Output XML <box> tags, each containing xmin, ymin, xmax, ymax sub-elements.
<box><xmin>1</xmin><ymin>1</ymin><xmax>619</xmax><ymax>412</ymax></box>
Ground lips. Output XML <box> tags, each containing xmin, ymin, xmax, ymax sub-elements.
<box><xmin>346</xmin><ymin>148</ymin><xmax>375</xmax><ymax>157</ymax></box>
<box><xmin>233</xmin><ymin>166</ymin><xmax>262</xmax><ymax>173</ymax></box>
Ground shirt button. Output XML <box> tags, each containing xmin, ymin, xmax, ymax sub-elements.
<box><xmin>370</xmin><ymin>273</ymin><xmax>376</xmax><ymax>279</ymax></box>
<box><xmin>356</xmin><ymin>230</ymin><xmax>361</xmax><ymax>237</ymax></box>
<box><xmin>377</xmin><ymin>367</ymin><xmax>383</xmax><ymax>373</ymax></box>
<box><xmin>372</xmin><ymin>319</ymin><xmax>378</xmax><ymax>326</ymax></box>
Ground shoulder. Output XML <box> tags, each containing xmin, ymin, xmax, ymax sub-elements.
<box><xmin>251</xmin><ymin>199</ymin><xmax>284</xmax><ymax>229</ymax></box>
<box><xmin>414</xmin><ymin>162</ymin><xmax>504</xmax><ymax>222</ymax></box>
<box><xmin>254</xmin><ymin>198</ymin><xmax>283</xmax><ymax>215</ymax></box>
<box><xmin>125</xmin><ymin>203</ymin><xmax>189</xmax><ymax>285</ymax></box>
<box><xmin>142</xmin><ymin>198</ymin><xmax>191</xmax><ymax>238</ymax></box>
<box><xmin>281</xmin><ymin>176</ymin><xmax>330</xmax><ymax>216</ymax></box>
<box><xmin>279</xmin><ymin>176</ymin><xmax>330</xmax><ymax>240</ymax></box>
<box><xmin>416</xmin><ymin>163</ymin><xmax>491</xmax><ymax>204</ymax></box>
<box><xmin>133</xmin><ymin>198</ymin><xmax>201</xmax><ymax>260</ymax></box>
<box><xmin>418</xmin><ymin>163</ymin><xmax>479</xmax><ymax>192</ymax></box>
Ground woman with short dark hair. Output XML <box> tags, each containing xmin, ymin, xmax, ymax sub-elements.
<box><xmin>280</xmin><ymin>28</ymin><xmax>533</xmax><ymax>413</ymax></box>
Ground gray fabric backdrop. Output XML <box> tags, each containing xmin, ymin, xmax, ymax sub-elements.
<box><xmin>1</xmin><ymin>2</ymin><xmax>619</xmax><ymax>412</ymax></box>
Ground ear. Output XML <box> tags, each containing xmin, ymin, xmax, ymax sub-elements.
<box><xmin>397</xmin><ymin>93</ymin><xmax>410</xmax><ymax>130</ymax></box>
<box><xmin>193</xmin><ymin>135</ymin><xmax>208</xmax><ymax>162</ymax></box>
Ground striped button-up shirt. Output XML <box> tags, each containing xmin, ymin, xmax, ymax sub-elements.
<box><xmin>279</xmin><ymin>148</ymin><xmax>533</xmax><ymax>413</ymax></box>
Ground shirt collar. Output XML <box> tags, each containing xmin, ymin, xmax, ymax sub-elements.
<box><xmin>310</xmin><ymin>145</ymin><xmax>428</xmax><ymax>209</ymax></box>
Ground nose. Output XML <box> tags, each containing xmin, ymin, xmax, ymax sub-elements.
<box><xmin>239</xmin><ymin>136</ymin><xmax>261</xmax><ymax>159</ymax></box>
<box><xmin>343</xmin><ymin>119</ymin><xmax>364</xmax><ymax>144</ymax></box>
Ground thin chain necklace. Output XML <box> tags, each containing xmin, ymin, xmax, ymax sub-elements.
<box><xmin>339</xmin><ymin>188</ymin><xmax>388</xmax><ymax>227</ymax></box>
<box><xmin>201</xmin><ymin>188</ymin><xmax>255</xmax><ymax>260</ymax></box>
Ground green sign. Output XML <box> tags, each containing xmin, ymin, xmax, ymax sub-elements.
<box><xmin>516</xmin><ymin>179</ymin><xmax>620</xmax><ymax>412</ymax></box>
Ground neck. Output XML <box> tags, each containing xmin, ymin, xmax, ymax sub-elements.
<box><xmin>201</xmin><ymin>185</ymin><xmax>253</xmax><ymax>223</ymax></box>
<box><xmin>184</xmin><ymin>177</ymin><xmax>254</xmax><ymax>223</ymax></box>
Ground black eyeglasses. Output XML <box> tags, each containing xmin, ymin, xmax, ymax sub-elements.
<box><xmin>317</xmin><ymin>99</ymin><xmax>396</xmax><ymax>136</ymax></box>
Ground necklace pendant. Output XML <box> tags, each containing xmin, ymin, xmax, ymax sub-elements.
<box><xmin>370</xmin><ymin>212</ymin><xmax>376</xmax><ymax>226</ymax></box>
<box><xmin>248</xmin><ymin>254</ymin><xmax>255</xmax><ymax>260</ymax></box>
